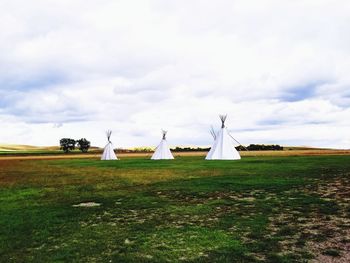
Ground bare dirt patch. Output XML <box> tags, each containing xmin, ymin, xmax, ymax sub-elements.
<box><xmin>72</xmin><ymin>202</ymin><xmax>101</xmax><ymax>207</ymax></box>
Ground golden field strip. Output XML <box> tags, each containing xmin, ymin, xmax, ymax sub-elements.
<box><xmin>0</xmin><ymin>149</ymin><xmax>349</xmax><ymax>161</ymax></box>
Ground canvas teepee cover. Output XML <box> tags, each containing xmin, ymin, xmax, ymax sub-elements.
<box><xmin>206</xmin><ymin>115</ymin><xmax>241</xmax><ymax>160</ymax></box>
<box><xmin>151</xmin><ymin>130</ymin><xmax>174</xmax><ymax>160</ymax></box>
<box><xmin>101</xmin><ymin>130</ymin><xmax>118</xmax><ymax>160</ymax></box>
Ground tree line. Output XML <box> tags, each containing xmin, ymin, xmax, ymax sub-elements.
<box><xmin>236</xmin><ymin>144</ymin><xmax>283</xmax><ymax>151</ymax></box>
<box><xmin>172</xmin><ymin>144</ymin><xmax>283</xmax><ymax>152</ymax></box>
<box><xmin>59</xmin><ymin>138</ymin><xmax>91</xmax><ymax>153</ymax></box>
<box><xmin>59</xmin><ymin>140</ymin><xmax>283</xmax><ymax>153</ymax></box>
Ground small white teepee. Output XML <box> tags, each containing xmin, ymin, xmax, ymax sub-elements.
<box><xmin>101</xmin><ymin>130</ymin><xmax>118</xmax><ymax>160</ymax></box>
<box><xmin>206</xmin><ymin>115</ymin><xmax>241</xmax><ymax>160</ymax></box>
<box><xmin>151</xmin><ymin>130</ymin><xmax>174</xmax><ymax>160</ymax></box>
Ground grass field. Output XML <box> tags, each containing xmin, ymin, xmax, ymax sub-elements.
<box><xmin>1</xmin><ymin>155</ymin><xmax>350</xmax><ymax>262</ymax></box>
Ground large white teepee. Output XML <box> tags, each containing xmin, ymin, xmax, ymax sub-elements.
<box><xmin>151</xmin><ymin>130</ymin><xmax>174</xmax><ymax>160</ymax></box>
<box><xmin>206</xmin><ymin>115</ymin><xmax>241</xmax><ymax>160</ymax></box>
<box><xmin>101</xmin><ymin>130</ymin><xmax>118</xmax><ymax>160</ymax></box>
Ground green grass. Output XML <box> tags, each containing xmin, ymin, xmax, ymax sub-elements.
<box><xmin>1</xmin><ymin>155</ymin><xmax>350</xmax><ymax>262</ymax></box>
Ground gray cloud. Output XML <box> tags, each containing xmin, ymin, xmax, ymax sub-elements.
<box><xmin>0</xmin><ymin>0</ymin><xmax>350</xmax><ymax>148</ymax></box>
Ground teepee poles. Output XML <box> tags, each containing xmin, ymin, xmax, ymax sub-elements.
<box><xmin>210</xmin><ymin>126</ymin><xmax>217</xmax><ymax>140</ymax></box>
<box><xmin>227</xmin><ymin>132</ymin><xmax>249</xmax><ymax>151</ymax></box>
<box><xmin>220</xmin><ymin>114</ymin><xmax>248</xmax><ymax>151</ymax></box>
<box><xmin>106</xmin><ymin>130</ymin><xmax>112</xmax><ymax>143</ymax></box>
<box><xmin>219</xmin><ymin>114</ymin><xmax>227</xmax><ymax>128</ymax></box>
<box><xmin>162</xmin><ymin>130</ymin><xmax>167</xmax><ymax>140</ymax></box>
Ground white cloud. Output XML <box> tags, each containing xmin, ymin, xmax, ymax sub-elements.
<box><xmin>0</xmin><ymin>0</ymin><xmax>349</xmax><ymax>148</ymax></box>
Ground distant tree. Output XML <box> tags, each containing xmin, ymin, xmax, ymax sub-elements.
<box><xmin>76</xmin><ymin>138</ymin><xmax>91</xmax><ymax>153</ymax></box>
<box><xmin>173</xmin><ymin>147</ymin><xmax>210</xmax><ymax>152</ymax></box>
<box><xmin>246</xmin><ymin>144</ymin><xmax>283</xmax><ymax>151</ymax></box>
<box><xmin>59</xmin><ymin>138</ymin><xmax>76</xmax><ymax>153</ymax></box>
<box><xmin>235</xmin><ymin>145</ymin><xmax>246</xmax><ymax>151</ymax></box>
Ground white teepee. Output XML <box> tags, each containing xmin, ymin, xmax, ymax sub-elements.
<box><xmin>101</xmin><ymin>130</ymin><xmax>118</xmax><ymax>160</ymax></box>
<box><xmin>206</xmin><ymin>115</ymin><xmax>241</xmax><ymax>160</ymax></box>
<box><xmin>151</xmin><ymin>130</ymin><xmax>174</xmax><ymax>160</ymax></box>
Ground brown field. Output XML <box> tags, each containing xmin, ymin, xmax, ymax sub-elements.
<box><xmin>0</xmin><ymin>144</ymin><xmax>100</xmax><ymax>152</ymax></box>
<box><xmin>240</xmin><ymin>149</ymin><xmax>350</xmax><ymax>157</ymax></box>
<box><xmin>176</xmin><ymin>149</ymin><xmax>350</xmax><ymax>157</ymax></box>
<box><xmin>0</xmin><ymin>144</ymin><xmax>48</xmax><ymax>151</ymax></box>
<box><xmin>0</xmin><ymin>149</ymin><xmax>349</xmax><ymax>161</ymax></box>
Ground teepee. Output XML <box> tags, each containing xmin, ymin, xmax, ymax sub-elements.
<box><xmin>101</xmin><ymin>130</ymin><xmax>118</xmax><ymax>160</ymax></box>
<box><xmin>151</xmin><ymin>130</ymin><xmax>174</xmax><ymax>160</ymax></box>
<box><xmin>206</xmin><ymin>115</ymin><xmax>241</xmax><ymax>160</ymax></box>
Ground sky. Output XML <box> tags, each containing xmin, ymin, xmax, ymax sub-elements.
<box><xmin>1</xmin><ymin>0</ymin><xmax>350</xmax><ymax>149</ymax></box>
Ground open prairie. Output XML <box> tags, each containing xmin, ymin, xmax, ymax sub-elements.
<box><xmin>1</xmin><ymin>154</ymin><xmax>350</xmax><ymax>262</ymax></box>
<box><xmin>1</xmin><ymin>148</ymin><xmax>350</xmax><ymax>160</ymax></box>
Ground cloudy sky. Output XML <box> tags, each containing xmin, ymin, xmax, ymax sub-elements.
<box><xmin>1</xmin><ymin>0</ymin><xmax>350</xmax><ymax>148</ymax></box>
